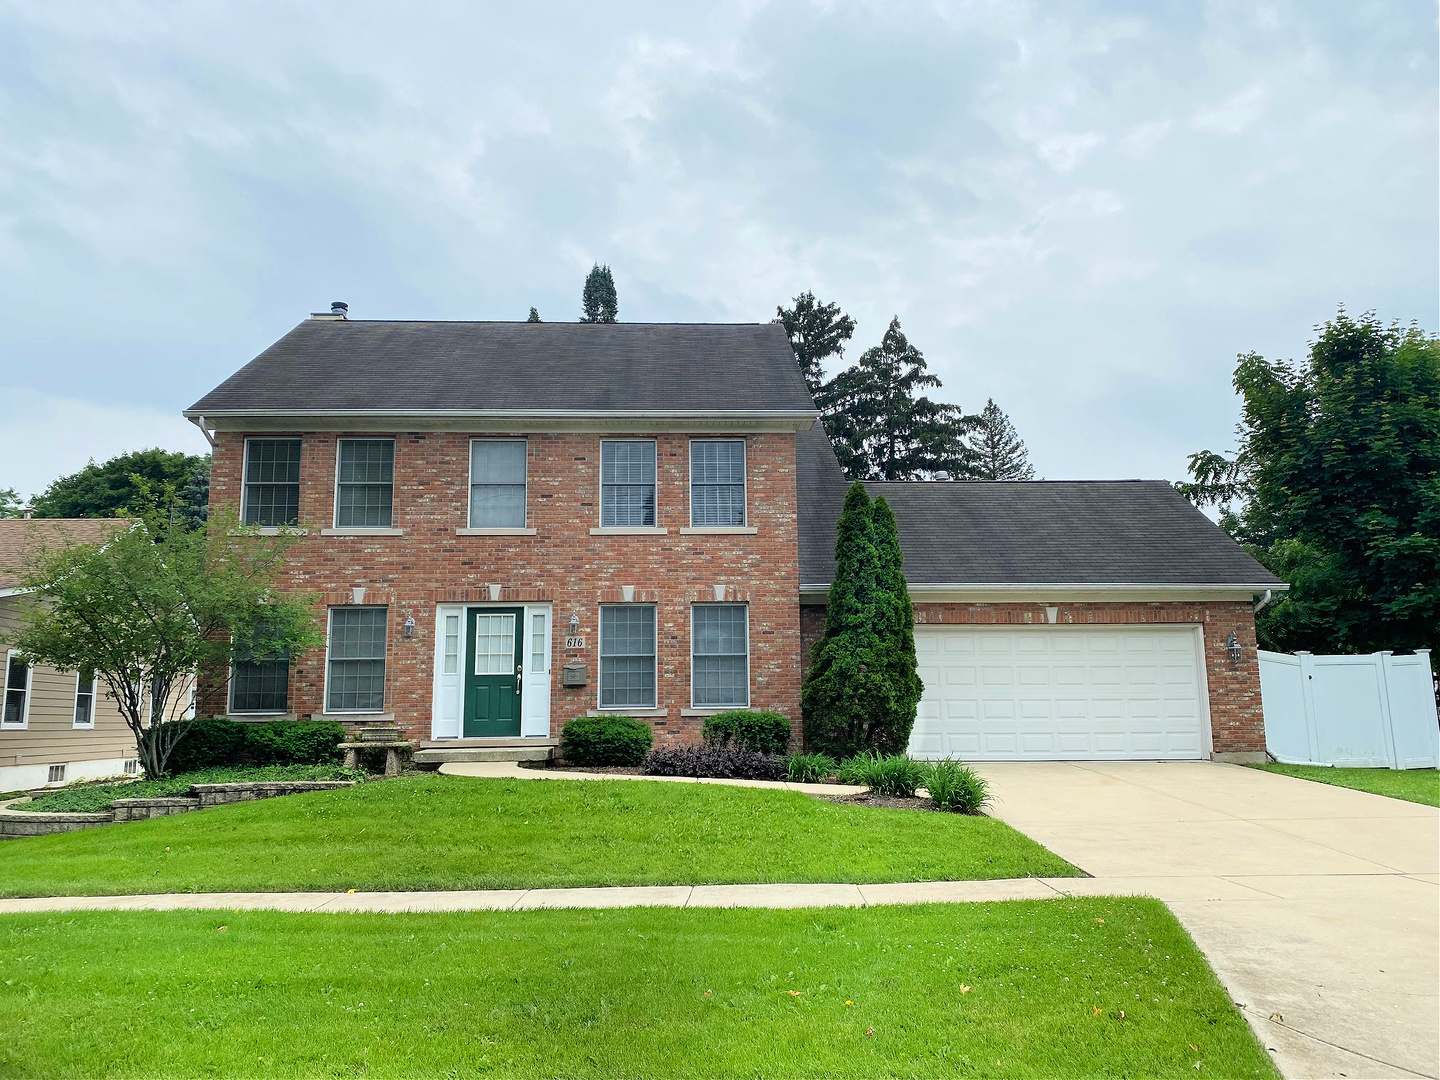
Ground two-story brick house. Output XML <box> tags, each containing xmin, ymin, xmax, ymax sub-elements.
<box><xmin>187</xmin><ymin>307</ymin><xmax>1283</xmax><ymax>763</ymax></box>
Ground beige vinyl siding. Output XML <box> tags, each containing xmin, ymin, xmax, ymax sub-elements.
<box><xmin>0</xmin><ymin>596</ymin><xmax>136</xmax><ymax>769</ymax></box>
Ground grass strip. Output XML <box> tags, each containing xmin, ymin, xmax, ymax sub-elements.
<box><xmin>1249</xmin><ymin>763</ymin><xmax>1439</xmax><ymax>807</ymax></box>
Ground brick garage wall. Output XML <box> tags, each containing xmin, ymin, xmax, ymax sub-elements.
<box><xmin>799</xmin><ymin>599</ymin><xmax>1264</xmax><ymax>757</ymax></box>
<box><xmin>205</xmin><ymin>430</ymin><xmax>803</xmax><ymax>744</ymax></box>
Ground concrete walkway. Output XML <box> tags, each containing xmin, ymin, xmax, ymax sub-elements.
<box><xmin>976</xmin><ymin>761</ymin><xmax>1439</xmax><ymax>1080</ymax></box>
<box><xmin>437</xmin><ymin>759</ymin><xmax>866</xmax><ymax>794</ymax></box>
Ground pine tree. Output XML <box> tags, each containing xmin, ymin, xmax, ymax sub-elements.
<box><xmin>816</xmin><ymin>316</ymin><xmax>977</xmax><ymax>480</ymax></box>
<box><xmin>869</xmin><ymin>495</ymin><xmax>922</xmax><ymax>752</ymax></box>
<box><xmin>777</xmin><ymin>291</ymin><xmax>856</xmax><ymax>396</ymax></box>
<box><xmin>580</xmin><ymin>264</ymin><xmax>618</xmax><ymax>323</ymax></box>
<box><xmin>969</xmin><ymin>398</ymin><xmax>1035</xmax><ymax>480</ymax></box>
<box><xmin>527</xmin><ymin>307</ymin><xmax>542</xmax><ymax>323</ymax></box>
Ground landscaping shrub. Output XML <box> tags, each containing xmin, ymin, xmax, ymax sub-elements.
<box><xmin>701</xmin><ymin>710</ymin><xmax>792</xmax><ymax>755</ymax></box>
<box><xmin>161</xmin><ymin>718</ymin><xmax>249</xmax><ymax>773</ymax></box>
<box><xmin>838</xmin><ymin>752</ymin><xmax>926</xmax><ymax>797</ymax></box>
<box><xmin>785</xmin><ymin>753</ymin><xmax>836</xmax><ymax>783</ymax></box>
<box><xmin>643</xmin><ymin>746</ymin><xmax>787</xmax><ymax>781</ymax></box>
<box><xmin>16</xmin><ymin>764</ymin><xmax>368</xmax><ymax>815</ymax></box>
<box><xmin>158</xmin><ymin>718</ymin><xmax>345</xmax><ymax>774</ymax></box>
<box><xmin>560</xmin><ymin>715</ymin><xmax>654</xmax><ymax>766</ymax></box>
<box><xmin>922</xmin><ymin>759</ymin><xmax>991</xmax><ymax>813</ymax></box>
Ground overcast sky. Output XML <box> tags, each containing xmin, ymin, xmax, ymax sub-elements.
<box><xmin>1</xmin><ymin>0</ymin><xmax>1435</xmax><ymax>498</ymax></box>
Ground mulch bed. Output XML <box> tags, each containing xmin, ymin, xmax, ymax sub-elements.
<box><xmin>816</xmin><ymin>791</ymin><xmax>943</xmax><ymax>812</ymax></box>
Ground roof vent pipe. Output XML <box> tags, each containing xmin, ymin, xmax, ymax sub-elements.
<box><xmin>331</xmin><ymin>301</ymin><xmax>349</xmax><ymax>318</ymax></box>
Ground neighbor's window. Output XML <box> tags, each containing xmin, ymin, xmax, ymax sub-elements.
<box><xmin>326</xmin><ymin>607</ymin><xmax>388</xmax><ymax>712</ymax></box>
<box><xmin>3</xmin><ymin>652</ymin><xmax>31</xmax><ymax>727</ymax></box>
<box><xmin>690</xmin><ymin>440</ymin><xmax>746</xmax><ymax>527</ymax></box>
<box><xmin>335</xmin><ymin>439</ymin><xmax>394</xmax><ymax>528</ymax></box>
<box><xmin>600</xmin><ymin>440</ymin><xmax>656</xmax><ymax>527</ymax></box>
<box><xmin>599</xmin><ymin>605</ymin><xmax>656</xmax><ymax>708</ymax></box>
<box><xmin>230</xmin><ymin>650</ymin><xmax>290</xmax><ymax>714</ymax></box>
<box><xmin>242</xmin><ymin>438</ymin><xmax>301</xmax><ymax>527</ymax></box>
<box><xmin>469</xmin><ymin>439</ymin><xmax>527</xmax><ymax>528</ymax></box>
<box><xmin>73</xmin><ymin>670</ymin><xmax>97</xmax><ymax>728</ymax></box>
<box><xmin>692</xmin><ymin>604</ymin><xmax>749</xmax><ymax>708</ymax></box>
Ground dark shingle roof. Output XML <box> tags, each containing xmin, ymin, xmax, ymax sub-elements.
<box><xmin>796</xmin><ymin>424</ymin><xmax>1283</xmax><ymax>588</ymax></box>
<box><xmin>187</xmin><ymin>320</ymin><xmax>817</xmax><ymax>416</ymax></box>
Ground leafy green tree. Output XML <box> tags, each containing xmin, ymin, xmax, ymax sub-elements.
<box><xmin>777</xmin><ymin>291</ymin><xmax>856</xmax><ymax>396</ymax></box>
<box><xmin>970</xmin><ymin>398</ymin><xmax>1035</xmax><ymax>480</ymax></box>
<box><xmin>527</xmin><ymin>307</ymin><xmax>542</xmax><ymax>323</ymax></box>
<box><xmin>30</xmin><ymin>449</ymin><xmax>210</xmax><ymax>525</ymax></box>
<box><xmin>0</xmin><ymin>487</ymin><xmax>23</xmax><ymax>518</ymax></box>
<box><xmin>580</xmin><ymin>264</ymin><xmax>618</xmax><ymax>323</ymax></box>
<box><xmin>13</xmin><ymin>497</ymin><xmax>321</xmax><ymax>777</ymax></box>
<box><xmin>1179</xmin><ymin>308</ymin><xmax>1440</xmax><ymax>655</ymax></box>
<box><xmin>817</xmin><ymin>316</ymin><xmax>977</xmax><ymax>480</ymax></box>
<box><xmin>802</xmin><ymin>482</ymin><xmax>920</xmax><ymax>757</ymax></box>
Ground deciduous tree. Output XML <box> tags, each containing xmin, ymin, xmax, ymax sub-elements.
<box><xmin>30</xmin><ymin>449</ymin><xmax>210</xmax><ymax>526</ymax></box>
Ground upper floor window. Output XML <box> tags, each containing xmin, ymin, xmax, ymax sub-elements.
<box><xmin>599</xmin><ymin>604</ymin><xmax>656</xmax><ymax>708</ymax></box>
<box><xmin>73</xmin><ymin>670</ymin><xmax>97</xmax><ymax>728</ymax></box>
<box><xmin>326</xmin><ymin>607</ymin><xmax>388</xmax><ymax>713</ymax></box>
<box><xmin>335</xmin><ymin>439</ymin><xmax>394</xmax><ymax>528</ymax></box>
<box><xmin>690</xmin><ymin>440</ymin><xmax>746</xmax><ymax>527</ymax></box>
<box><xmin>692</xmin><ymin>604</ymin><xmax>749</xmax><ymax>708</ymax></box>
<box><xmin>601</xmin><ymin>440</ymin><xmax>656</xmax><ymax>527</ymax></box>
<box><xmin>3</xmin><ymin>652</ymin><xmax>31</xmax><ymax>728</ymax></box>
<box><xmin>242</xmin><ymin>438</ymin><xmax>301</xmax><ymax>526</ymax></box>
<box><xmin>470</xmin><ymin>439</ymin><xmax>527</xmax><ymax>528</ymax></box>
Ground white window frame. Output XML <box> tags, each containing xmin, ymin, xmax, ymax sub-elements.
<box><xmin>72</xmin><ymin>671</ymin><xmax>98</xmax><ymax>729</ymax></box>
<box><xmin>690</xmin><ymin>603</ymin><xmax>751</xmax><ymax>709</ymax></box>
<box><xmin>598</xmin><ymin>603</ymin><xmax>658</xmax><ymax>710</ymax></box>
<box><xmin>598</xmin><ymin>439</ymin><xmax>659</xmax><ymax>528</ymax></box>
<box><xmin>324</xmin><ymin>606</ymin><xmax>389</xmax><ymax>714</ymax></box>
<box><xmin>3</xmin><ymin>650</ymin><xmax>32</xmax><ymax>729</ymax></box>
<box><xmin>688</xmin><ymin>439</ymin><xmax>748</xmax><ymax>528</ymax></box>
<box><xmin>468</xmin><ymin>438</ymin><xmax>529</xmax><ymax>530</ymax></box>
<box><xmin>332</xmin><ymin>438</ymin><xmax>396</xmax><ymax>529</ymax></box>
<box><xmin>240</xmin><ymin>436</ymin><xmax>303</xmax><ymax>528</ymax></box>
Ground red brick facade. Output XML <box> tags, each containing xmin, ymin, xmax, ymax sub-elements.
<box><xmin>799</xmin><ymin>599</ymin><xmax>1266</xmax><ymax>757</ymax></box>
<box><xmin>203</xmin><ymin>429</ymin><xmax>803</xmax><ymax>743</ymax></box>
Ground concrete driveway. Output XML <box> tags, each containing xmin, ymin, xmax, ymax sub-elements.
<box><xmin>977</xmin><ymin>761</ymin><xmax>1439</xmax><ymax>1080</ymax></box>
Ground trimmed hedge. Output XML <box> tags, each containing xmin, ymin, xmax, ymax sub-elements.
<box><xmin>560</xmin><ymin>715</ymin><xmax>654</xmax><ymax>766</ymax></box>
<box><xmin>643</xmin><ymin>746</ymin><xmax>787</xmax><ymax>781</ymax></box>
<box><xmin>161</xmin><ymin>718</ymin><xmax>346</xmax><ymax>775</ymax></box>
<box><xmin>701</xmin><ymin>710</ymin><xmax>792</xmax><ymax>755</ymax></box>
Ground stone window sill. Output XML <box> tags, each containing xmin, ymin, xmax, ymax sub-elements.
<box><xmin>314</xmin><ymin>711</ymin><xmax>396</xmax><ymax>722</ymax></box>
<box><xmin>321</xmin><ymin>527</ymin><xmax>406</xmax><ymax>537</ymax></box>
<box><xmin>589</xmin><ymin>527</ymin><xmax>669</xmax><ymax>536</ymax></box>
<box><xmin>680</xmin><ymin>706</ymin><xmax>750</xmax><ymax>716</ymax></box>
<box><xmin>679</xmin><ymin>526</ymin><xmax>758</xmax><ymax>535</ymax></box>
<box><xmin>455</xmin><ymin>527</ymin><xmax>538</xmax><ymax>536</ymax></box>
<box><xmin>586</xmin><ymin>708</ymin><xmax>666</xmax><ymax>717</ymax></box>
<box><xmin>223</xmin><ymin>713</ymin><xmax>298</xmax><ymax>723</ymax></box>
<box><xmin>248</xmin><ymin>526</ymin><xmax>309</xmax><ymax>536</ymax></box>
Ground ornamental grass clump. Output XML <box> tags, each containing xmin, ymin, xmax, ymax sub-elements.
<box><xmin>838</xmin><ymin>752</ymin><xmax>926</xmax><ymax>797</ymax></box>
<box><xmin>922</xmin><ymin>759</ymin><xmax>991</xmax><ymax>813</ymax></box>
<box><xmin>785</xmin><ymin>753</ymin><xmax>837</xmax><ymax>783</ymax></box>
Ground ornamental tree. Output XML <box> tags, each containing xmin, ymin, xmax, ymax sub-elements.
<box><xmin>12</xmin><ymin>496</ymin><xmax>321</xmax><ymax>777</ymax></box>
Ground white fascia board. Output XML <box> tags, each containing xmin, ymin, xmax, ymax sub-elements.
<box><xmin>798</xmin><ymin>582</ymin><xmax>1290</xmax><ymax>603</ymax></box>
<box><xmin>184</xmin><ymin>409</ymin><xmax>821</xmax><ymax>435</ymax></box>
<box><xmin>0</xmin><ymin>587</ymin><xmax>31</xmax><ymax>599</ymax></box>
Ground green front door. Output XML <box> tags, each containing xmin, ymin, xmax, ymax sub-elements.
<box><xmin>463</xmin><ymin>607</ymin><xmax>524</xmax><ymax>737</ymax></box>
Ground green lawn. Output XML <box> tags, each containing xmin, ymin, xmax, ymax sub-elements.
<box><xmin>0</xmin><ymin>775</ymin><xmax>1077</xmax><ymax>896</ymax></box>
<box><xmin>0</xmin><ymin>899</ymin><xmax>1276</xmax><ymax>1079</ymax></box>
<box><xmin>1249</xmin><ymin>763</ymin><xmax>1440</xmax><ymax>807</ymax></box>
<box><xmin>11</xmin><ymin>764</ymin><xmax>369</xmax><ymax>814</ymax></box>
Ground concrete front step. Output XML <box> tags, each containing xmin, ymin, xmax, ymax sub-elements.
<box><xmin>413</xmin><ymin>745</ymin><xmax>555</xmax><ymax>764</ymax></box>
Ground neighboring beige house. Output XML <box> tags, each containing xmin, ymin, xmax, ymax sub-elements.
<box><xmin>0</xmin><ymin>519</ymin><xmax>139</xmax><ymax>791</ymax></box>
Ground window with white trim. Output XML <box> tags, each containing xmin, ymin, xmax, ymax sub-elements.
<box><xmin>600</xmin><ymin>440</ymin><xmax>656</xmax><ymax>526</ymax></box>
<box><xmin>3</xmin><ymin>652</ymin><xmax>31</xmax><ymax>728</ymax></box>
<box><xmin>335</xmin><ymin>439</ymin><xmax>394</xmax><ymax>528</ymax></box>
<box><xmin>690</xmin><ymin>440</ymin><xmax>746</xmax><ymax>526</ymax></box>
<box><xmin>599</xmin><ymin>605</ymin><xmax>656</xmax><ymax>708</ymax></box>
<box><xmin>470</xmin><ymin>439</ymin><xmax>527</xmax><ymax>527</ymax></box>
<box><xmin>326</xmin><ymin>607</ymin><xmax>388</xmax><ymax>712</ymax></box>
<box><xmin>691</xmin><ymin>604</ymin><xmax>749</xmax><ymax>707</ymax></box>
<box><xmin>530</xmin><ymin>613</ymin><xmax>547</xmax><ymax>673</ymax></box>
<box><xmin>442</xmin><ymin>613</ymin><xmax>461</xmax><ymax>675</ymax></box>
<box><xmin>242</xmin><ymin>438</ymin><xmax>302</xmax><ymax>526</ymax></box>
<box><xmin>73</xmin><ymin>670</ymin><xmax>97</xmax><ymax>728</ymax></box>
<box><xmin>231</xmin><ymin>651</ymin><xmax>290</xmax><ymax>714</ymax></box>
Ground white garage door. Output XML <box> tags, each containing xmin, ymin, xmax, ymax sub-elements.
<box><xmin>909</xmin><ymin>626</ymin><xmax>1208</xmax><ymax>761</ymax></box>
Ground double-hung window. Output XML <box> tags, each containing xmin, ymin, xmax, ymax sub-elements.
<box><xmin>3</xmin><ymin>652</ymin><xmax>31</xmax><ymax>728</ymax></box>
<box><xmin>335</xmin><ymin>439</ymin><xmax>394</xmax><ymax>528</ymax></box>
<box><xmin>690</xmin><ymin>440</ymin><xmax>746</xmax><ymax>527</ymax></box>
<box><xmin>600</xmin><ymin>440</ymin><xmax>656</xmax><ymax>527</ymax></box>
<box><xmin>326</xmin><ymin>608</ymin><xmax>388</xmax><ymax>712</ymax></box>
<box><xmin>242</xmin><ymin>438</ymin><xmax>301</xmax><ymax>526</ymax></box>
<box><xmin>691</xmin><ymin>604</ymin><xmax>749</xmax><ymax>708</ymax></box>
<box><xmin>73</xmin><ymin>671</ymin><xmax>97</xmax><ymax>728</ymax></box>
<box><xmin>470</xmin><ymin>439</ymin><xmax>527</xmax><ymax>528</ymax></box>
<box><xmin>599</xmin><ymin>605</ymin><xmax>656</xmax><ymax>708</ymax></box>
<box><xmin>231</xmin><ymin>650</ymin><xmax>290</xmax><ymax>714</ymax></box>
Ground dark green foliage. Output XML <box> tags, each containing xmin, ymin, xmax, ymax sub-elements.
<box><xmin>801</xmin><ymin>484</ymin><xmax>922</xmax><ymax>758</ymax></box>
<box><xmin>837</xmin><ymin>752</ymin><xmax>926</xmax><ymax>797</ymax></box>
<box><xmin>643</xmin><ymin>746</ymin><xmax>787</xmax><ymax>781</ymax></box>
<box><xmin>0</xmin><ymin>487</ymin><xmax>22</xmax><ymax>518</ymax></box>
<box><xmin>527</xmin><ymin>307</ymin><xmax>541</xmax><ymax>323</ymax></box>
<box><xmin>580</xmin><ymin>264</ymin><xmax>618</xmax><ymax>323</ymax></box>
<box><xmin>1180</xmin><ymin>309</ymin><xmax>1440</xmax><ymax>656</ymax></box>
<box><xmin>560</xmin><ymin>715</ymin><xmax>653</xmax><ymax>765</ymax></box>
<box><xmin>922</xmin><ymin>759</ymin><xmax>991</xmax><ymax>813</ymax></box>
<box><xmin>701</xmin><ymin>710</ymin><xmax>792</xmax><ymax>755</ymax></box>
<box><xmin>159</xmin><ymin>718</ymin><xmax>345</xmax><ymax>774</ymax></box>
<box><xmin>17</xmin><ymin>764</ymin><xmax>366</xmax><ymax>814</ymax></box>
<box><xmin>777</xmin><ymin>291</ymin><xmax>856</xmax><ymax>396</ymax></box>
<box><xmin>969</xmin><ymin>398</ymin><xmax>1035</xmax><ymax>480</ymax></box>
<box><xmin>816</xmin><ymin>317</ymin><xmax>977</xmax><ymax>480</ymax></box>
<box><xmin>784</xmin><ymin>753</ymin><xmax>836</xmax><ymax>783</ymax></box>
<box><xmin>30</xmin><ymin>448</ymin><xmax>210</xmax><ymax>524</ymax></box>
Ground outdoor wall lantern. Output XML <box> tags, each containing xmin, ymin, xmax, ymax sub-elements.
<box><xmin>569</xmin><ymin>612</ymin><xmax>580</xmax><ymax>634</ymax></box>
<box><xmin>1226</xmin><ymin>632</ymin><xmax>1241</xmax><ymax>663</ymax></box>
<box><xmin>403</xmin><ymin>615</ymin><xmax>416</xmax><ymax>639</ymax></box>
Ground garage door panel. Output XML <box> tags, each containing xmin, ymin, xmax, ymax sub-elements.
<box><xmin>910</xmin><ymin>627</ymin><xmax>1207</xmax><ymax>761</ymax></box>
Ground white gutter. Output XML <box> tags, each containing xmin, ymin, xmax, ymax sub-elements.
<box><xmin>799</xmin><ymin>582</ymin><xmax>1291</xmax><ymax>602</ymax></box>
<box><xmin>187</xmin><ymin>414</ymin><xmax>216</xmax><ymax>449</ymax></box>
<box><xmin>1253</xmin><ymin>588</ymin><xmax>1278</xmax><ymax>613</ymax></box>
<box><xmin>182</xmin><ymin>408</ymin><xmax>819</xmax><ymax>422</ymax></box>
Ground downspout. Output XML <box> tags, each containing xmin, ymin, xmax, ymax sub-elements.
<box><xmin>188</xmin><ymin>414</ymin><xmax>216</xmax><ymax>449</ymax></box>
<box><xmin>1253</xmin><ymin>588</ymin><xmax>1275</xmax><ymax>614</ymax></box>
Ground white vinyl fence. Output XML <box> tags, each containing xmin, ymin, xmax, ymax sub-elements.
<box><xmin>1258</xmin><ymin>649</ymin><xmax>1439</xmax><ymax>769</ymax></box>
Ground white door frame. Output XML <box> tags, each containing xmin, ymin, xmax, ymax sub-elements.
<box><xmin>431</xmin><ymin>602</ymin><xmax>552</xmax><ymax>739</ymax></box>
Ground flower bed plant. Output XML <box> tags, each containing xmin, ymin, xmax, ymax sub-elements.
<box><xmin>13</xmin><ymin>764</ymin><xmax>368</xmax><ymax>815</ymax></box>
<box><xmin>837</xmin><ymin>752</ymin><xmax>926</xmax><ymax>797</ymax></box>
<box><xmin>922</xmin><ymin>759</ymin><xmax>991</xmax><ymax>813</ymax></box>
<box><xmin>785</xmin><ymin>753</ymin><xmax>837</xmax><ymax>783</ymax></box>
<box><xmin>644</xmin><ymin>746</ymin><xmax>787</xmax><ymax>781</ymax></box>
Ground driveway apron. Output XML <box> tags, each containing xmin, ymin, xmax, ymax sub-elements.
<box><xmin>978</xmin><ymin>760</ymin><xmax>1439</xmax><ymax>1080</ymax></box>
